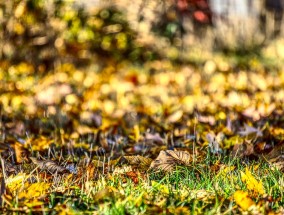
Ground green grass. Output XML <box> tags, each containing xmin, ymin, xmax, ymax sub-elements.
<box><xmin>5</xmin><ymin>154</ymin><xmax>279</xmax><ymax>215</ymax></box>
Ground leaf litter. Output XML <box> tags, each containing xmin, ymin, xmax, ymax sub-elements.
<box><xmin>1</xmin><ymin>1</ymin><xmax>284</xmax><ymax>214</ymax></box>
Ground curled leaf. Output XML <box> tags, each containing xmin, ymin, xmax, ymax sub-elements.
<box><xmin>149</xmin><ymin>150</ymin><xmax>192</xmax><ymax>172</ymax></box>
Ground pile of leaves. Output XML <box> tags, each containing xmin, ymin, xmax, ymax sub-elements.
<box><xmin>1</xmin><ymin>0</ymin><xmax>284</xmax><ymax>214</ymax></box>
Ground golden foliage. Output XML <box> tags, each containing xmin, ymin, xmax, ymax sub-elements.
<box><xmin>241</xmin><ymin>168</ymin><xmax>265</xmax><ymax>195</ymax></box>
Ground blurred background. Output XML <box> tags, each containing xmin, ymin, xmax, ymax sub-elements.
<box><xmin>1</xmin><ymin>0</ymin><xmax>284</xmax><ymax>160</ymax></box>
<box><xmin>1</xmin><ymin>0</ymin><xmax>284</xmax><ymax>69</ymax></box>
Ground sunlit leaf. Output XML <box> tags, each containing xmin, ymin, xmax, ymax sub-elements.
<box><xmin>233</xmin><ymin>190</ymin><xmax>255</xmax><ymax>211</ymax></box>
<box><xmin>240</xmin><ymin>168</ymin><xmax>265</xmax><ymax>195</ymax></box>
<box><xmin>25</xmin><ymin>136</ymin><xmax>54</xmax><ymax>151</ymax></box>
<box><xmin>6</xmin><ymin>173</ymin><xmax>26</xmax><ymax>193</ymax></box>
<box><xmin>19</xmin><ymin>182</ymin><xmax>50</xmax><ymax>199</ymax></box>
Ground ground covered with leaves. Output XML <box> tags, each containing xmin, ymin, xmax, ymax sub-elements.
<box><xmin>2</xmin><ymin>1</ymin><xmax>284</xmax><ymax>215</ymax></box>
<box><xmin>2</xmin><ymin>59</ymin><xmax>284</xmax><ymax>214</ymax></box>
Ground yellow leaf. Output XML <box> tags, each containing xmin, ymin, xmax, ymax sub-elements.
<box><xmin>234</xmin><ymin>190</ymin><xmax>255</xmax><ymax>211</ymax></box>
<box><xmin>241</xmin><ymin>168</ymin><xmax>265</xmax><ymax>195</ymax></box>
<box><xmin>19</xmin><ymin>182</ymin><xmax>50</xmax><ymax>199</ymax></box>
<box><xmin>6</xmin><ymin>173</ymin><xmax>26</xmax><ymax>193</ymax></box>
<box><xmin>25</xmin><ymin>199</ymin><xmax>44</xmax><ymax>208</ymax></box>
<box><xmin>65</xmin><ymin>94</ymin><xmax>78</xmax><ymax>105</ymax></box>
<box><xmin>14</xmin><ymin>22</ymin><xmax>25</xmax><ymax>35</ymax></box>
<box><xmin>26</xmin><ymin>136</ymin><xmax>53</xmax><ymax>151</ymax></box>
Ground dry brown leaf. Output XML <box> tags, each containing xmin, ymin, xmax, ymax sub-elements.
<box><xmin>30</xmin><ymin>157</ymin><xmax>70</xmax><ymax>174</ymax></box>
<box><xmin>149</xmin><ymin>150</ymin><xmax>192</xmax><ymax>172</ymax></box>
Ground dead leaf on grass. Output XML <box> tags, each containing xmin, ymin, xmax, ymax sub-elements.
<box><xmin>30</xmin><ymin>157</ymin><xmax>70</xmax><ymax>174</ymax></box>
<box><xmin>149</xmin><ymin>150</ymin><xmax>192</xmax><ymax>172</ymax></box>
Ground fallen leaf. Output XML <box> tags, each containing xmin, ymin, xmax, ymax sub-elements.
<box><xmin>149</xmin><ymin>150</ymin><xmax>192</xmax><ymax>172</ymax></box>
<box><xmin>6</xmin><ymin>173</ymin><xmax>26</xmax><ymax>192</ymax></box>
<box><xmin>240</xmin><ymin>168</ymin><xmax>265</xmax><ymax>195</ymax></box>
<box><xmin>30</xmin><ymin>157</ymin><xmax>70</xmax><ymax>174</ymax></box>
<box><xmin>167</xmin><ymin>110</ymin><xmax>183</xmax><ymax>123</ymax></box>
<box><xmin>19</xmin><ymin>182</ymin><xmax>50</xmax><ymax>199</ymax></box>
<box><xmin>234</xmin><ymin>190</ymin><xmax>255</xmax><ymax>211</ymax></box>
